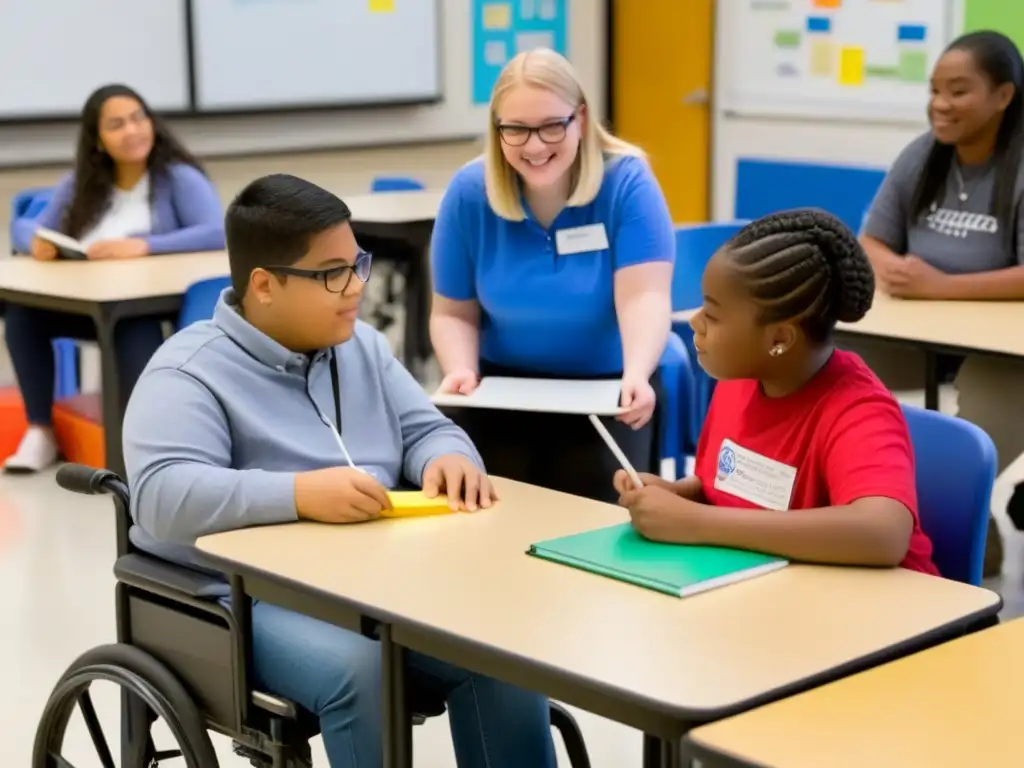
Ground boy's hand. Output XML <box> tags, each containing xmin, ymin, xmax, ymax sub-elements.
<box><xmin>422</xmin><ymin>454</ymin><xmax>497</xmax><ymax>511</ymax></box>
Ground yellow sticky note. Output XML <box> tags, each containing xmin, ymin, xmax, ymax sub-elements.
<box><xmin>838</xmin><ymin>46</ymin><xmax>864</xmax><ymax>86</ymax></box>
<box><xmin>810</xmin><ymin>40</ymin><xmax>834</xmax><ymax>77</ymax></box>
<box><xmin>369</xmin><ymin>0</ymin><xmax>394</xmax><ymax>13</ymax></box>
<box><xmin>382</xmin><ymin>491</ymin><xmax>454</xmax><ymax>518</ymax></box>
<box><xmin>482</xmin><ymin>2</ymin><xmax>512</xmax><ymax>31</ymax></box>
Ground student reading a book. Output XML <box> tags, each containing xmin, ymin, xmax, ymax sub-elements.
<box><xmin>429</xmin><ymin>48</ymin><xmax>674</xmax><ymax>503</ymax></box>
<box><xmin>614</xmin><ymin>210</ymin><xmax>939</xmax><ymax>576</ymax></box>
<box><xmin>4</xmin><ymin>84</ymin><xmax>224</xmax><ymax>473</ymax></box>
<box><xmin>122</xmin><ymin>174</ymin><xmax>553</xmax><ymax>768</ymax></box>
<box><xmin>858</xmin><ymin>31</ymin><xmax>1024</xmax><ymax>576</ymax></box>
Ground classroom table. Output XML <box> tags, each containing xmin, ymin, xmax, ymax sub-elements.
<box><xmin>195</xmin><ymin>477</ymin><xmax>1001</xmax><ymax>768</ymax></box>
<box><xmin>344</xmin><ymin>190</ymin><xmax>443</xmax><ymax>377</ymax></box>
<box><xmin>0</xmin><ymin>251</ymin><xmax>229</xmax><ymax>475</ymax></box>
<box><xmin>671</xmin><ymin>292</ymin><xmax>1024</xmax><ymax>410</ymax></box>
<box><xmin>683</xmin><ymin>616</ymin><xmax>1024</xmax><ymax>768</ymax></box>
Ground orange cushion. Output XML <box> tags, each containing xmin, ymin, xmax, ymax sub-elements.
<box><xmin>52</xmin><ymin>393</ymin><xmax>105</xmax><ymax>468</ymax></box>
<box><xmin>0</xmin><ymin>387</ymin><xmax>28</xmax><ymax>460</ymax></box>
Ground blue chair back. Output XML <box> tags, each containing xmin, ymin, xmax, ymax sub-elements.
<box><xmin>902</xmin><ymin>404</ymin><xmax>996</xmax><ymax>585</ymax></box>
<box><xmin>12</xmin><ymin>187</ymin><xmax>54</xmax><ymax>222</ymax></box>
<box><xmin>371</xmin><ymin>176</ymin><xmax>425</xmax><ymax>193</ymax></box>
<box><xmin>178</xmin><ymin>276</ymin><xmax>231</xmax><ymax>330</ymax></box>
<box><xmin>671</xmin><ymin>222</ymin><xmax>749</xmax><ymax>312</ymax></box>
<box><xmin>656</xmin><ymin>332</ymin><xmax>695</xmax><ymax>467</ymax></box>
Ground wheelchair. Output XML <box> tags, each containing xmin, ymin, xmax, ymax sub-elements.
<box><xmin>33</xmin><ymin>464</ymin><xmax>593</xmax><ymax>767</ymax></box>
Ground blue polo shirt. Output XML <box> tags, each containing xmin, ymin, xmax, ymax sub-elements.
<box><xmin>430</xmin><ymin>154</ymin><xmax>675</xmax><ymax>376</ymax></box>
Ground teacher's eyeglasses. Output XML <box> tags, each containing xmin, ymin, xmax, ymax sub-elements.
<box><xmin>496</xmin><ymin>114</ymin><xmax>576</xmax><ymax>147</ymax></box>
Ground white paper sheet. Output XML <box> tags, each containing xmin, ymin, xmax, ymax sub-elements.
<box><xmin>432</xmin><ymin>376</ymin><xmax>625</xmax><ymax>416</ymax></box>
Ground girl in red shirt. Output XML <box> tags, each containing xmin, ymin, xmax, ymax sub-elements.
<box><xmin>614</xmin><ymin>209</ymin><xmax>938</xmax><ymax>575</ymax></box>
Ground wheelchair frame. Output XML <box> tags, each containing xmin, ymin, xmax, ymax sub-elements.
<box><xmin>33</xmin><ymin>464</ymin><xmax>592</xmax><ymax>768</ymax></box>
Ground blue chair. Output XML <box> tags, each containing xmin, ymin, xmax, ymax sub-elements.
<box><xmin>656</xmin><ymin>332</ymin><xmax>695</xmax><ymax>477</ymax></box>
<box><xmin>902</xmin><ymin>404</ymin><xmax>996</xmax><ymax>585</ymax></box>
<box><xmin>371</xmin><ymin>176</ymin><xmax>425</xmax><ymax>193</ymax></box>
<box><xmin>671</xmin><ymin>222</ymin><xmax>748</xmax><ymax>451</ymax></box>
<box><xmin>10</xmin><ymin>187</ymin><xmax>79</xmax><ymax>399</ymax></box>
<box><xmin>178</xmin><ymin>276</ymin><xmax>231</xmax><ymax>330</ymax></box>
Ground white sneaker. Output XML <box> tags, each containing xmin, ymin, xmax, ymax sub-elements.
<box><xmin>4</xmin><ymin>426</ymin><xmax>59</xmax><ymax>474</ymax></box>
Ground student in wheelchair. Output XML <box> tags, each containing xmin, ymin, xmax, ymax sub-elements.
<box><xmin>118</xmin><ymin>173</ymin><xmax>560</xmax><ymax>767</ymax></box>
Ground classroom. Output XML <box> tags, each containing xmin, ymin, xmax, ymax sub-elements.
<box><xmin>3</xmin><ymin>0</ymin><xmax>1023</xmax><ymax>766</ymax></box>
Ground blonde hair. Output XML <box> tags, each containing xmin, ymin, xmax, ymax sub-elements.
<box><xmin>484</xmin><ymin>48</ymin><xmax>644</xmax><ymax>221</ymax></box>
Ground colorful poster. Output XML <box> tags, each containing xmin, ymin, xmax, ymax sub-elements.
<box><xmin>472</xmin><ymin>0</ymin><xmax>568</xmax><ymax>105</ymax></box>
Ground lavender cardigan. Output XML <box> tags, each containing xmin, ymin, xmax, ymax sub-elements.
<box><xmin>11</xmin><ymin>163</ymin><xmax>225</xmax><ymax>255</ymax></box>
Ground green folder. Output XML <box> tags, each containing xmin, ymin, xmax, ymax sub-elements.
<box><xmin>528</xmin><ymin>523</ymin><xmax>788</xmax><ymax>598</ymax></box>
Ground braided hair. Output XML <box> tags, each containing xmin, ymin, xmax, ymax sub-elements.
<box><xmin>722</xmin><ymin>209</ymin><xmax>875</xmax><ymax>342</ymax></box>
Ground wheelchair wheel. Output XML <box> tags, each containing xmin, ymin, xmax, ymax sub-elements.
<box><xmin>32</xmin><ymin>643</ymin><xmax>219</xmax><ymax>768</ymax></box>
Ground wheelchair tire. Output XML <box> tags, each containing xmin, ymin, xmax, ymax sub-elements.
<box><xmin>32</xmin><ymin>643</ymin><xmax>219</xmax><ymax>768</ymax></box>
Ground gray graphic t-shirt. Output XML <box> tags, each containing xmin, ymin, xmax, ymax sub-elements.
<box><xmin>861</xmin><ymin>131</ymin><xmax>1024</xmax><ymax>274</ymax></box>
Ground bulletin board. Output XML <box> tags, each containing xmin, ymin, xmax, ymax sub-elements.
<box><xmin>472</xmin><ymin>0</ymin><xmax>569</xmax><ymax>105</ymax></box>
<box><xmin>717</xmin><ymin>0</ymin><xmax>953</xmax><ymax>122</ymax></box>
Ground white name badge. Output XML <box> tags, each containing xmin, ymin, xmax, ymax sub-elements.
<box><xmin>713</xmin><ymin>439</ymin><xmax>797</xmax><ymax>511</ymax></box>
<box><xmin>555</xmin><ymin>223</ymin><xmax>610</xmax><ymax>255</ymax></box>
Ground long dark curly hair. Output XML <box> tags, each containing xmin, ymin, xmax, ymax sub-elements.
<box><xmin>63</xmin><ymin>84</ymin><xmax>206</xmax><ymax>239</ymax></box>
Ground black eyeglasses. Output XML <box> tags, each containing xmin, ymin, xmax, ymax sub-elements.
<box><xmin>265</xmin><ymin>251</ymin><xmax>372</xmax><ymax>294</ymax></box>
<box><xmin>495</xmin><ymin>114</ymin><xmax>576</xmax><ymax>147</ymax></box>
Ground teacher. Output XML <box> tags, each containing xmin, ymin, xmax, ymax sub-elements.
<box><xmin>429</xmin><ymin>49</ymin><xmax>675</xmax><ymax>503</ymax></box>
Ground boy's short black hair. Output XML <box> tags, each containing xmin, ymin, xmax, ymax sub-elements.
<box><xmin>225</xmin><ymin>174</ymin><xmax>352</xmax><ymax>296</ymax></box>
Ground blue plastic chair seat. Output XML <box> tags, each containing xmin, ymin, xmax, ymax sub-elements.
<box><xmin>656</xmin><ymin>332</ymin><xmax>695</xmax><ymax>473</ymax></box>
<box><xmin>178</xmin><ymin>277</ymin><xmax>232</xmax><ymax>330</ymax></box>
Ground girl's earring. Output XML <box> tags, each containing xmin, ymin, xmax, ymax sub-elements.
<box><xmin>769</xmin><ymin>344</ymin><xmax>786</xmax><ymax>358</ymax></box>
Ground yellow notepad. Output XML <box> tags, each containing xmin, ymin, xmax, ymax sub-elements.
<box><xmin>382</xmin><ymin>491</ymin><xmax>454</xmax><ymax>518</ymax></box>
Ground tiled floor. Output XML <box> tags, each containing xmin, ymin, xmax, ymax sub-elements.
<box><xmin>1</xmin><ymin>146</ymin><xmax>1022</xmax><ymax>765</ymax></box>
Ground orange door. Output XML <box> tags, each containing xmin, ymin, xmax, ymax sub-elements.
<box><xmin>612</xmin><ymin>0</ymin><xmax>713</xmax><ymax>223</ymax></box>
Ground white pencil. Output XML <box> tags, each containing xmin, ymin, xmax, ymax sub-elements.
<box><xmin>588</xmin><ymin>414</ymin><xmax>644</xmax><ymax>488</ymax></box>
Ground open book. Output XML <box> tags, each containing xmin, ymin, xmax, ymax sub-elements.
<box><xmin>35</xmin><ymin>227</ymin><xmax>88</xmax><ymax>260</ymax></box>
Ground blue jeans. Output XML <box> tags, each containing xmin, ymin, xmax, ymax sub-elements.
<box><xmin>251</xmin><ymin>600</ymin><xmax>557</xmax><ymax>768</ymax></box>
<box><xmin>3</xmin><ymin>304</ymin><xmax>165</xmax><ymax>424</ymax></box>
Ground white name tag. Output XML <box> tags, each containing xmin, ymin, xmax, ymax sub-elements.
<box><xmin>713</xmin><ymin>439</ymin><xmax>796</xmax><ymax>511</ymax></box>
<box><xmin>555</xmin><ymin>223</ymin><xmax>609</xmax><ymax>255</ymax></box>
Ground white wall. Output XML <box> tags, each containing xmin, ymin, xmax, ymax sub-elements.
<box><xmin>0</xmin><ymin>0</ymin><xmax>606</xmax><ymax>167</ymax></box>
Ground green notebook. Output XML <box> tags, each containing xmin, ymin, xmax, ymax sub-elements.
<box><xmin>528</xmin><ymin>523</ymin><xmax>788</xmax><ymax>598</ymax></box>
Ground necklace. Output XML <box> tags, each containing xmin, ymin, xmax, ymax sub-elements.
<box><xmin>952</xmin><ymin>162</ymin><xmax>979</xmax><ymax>203</ymax></box>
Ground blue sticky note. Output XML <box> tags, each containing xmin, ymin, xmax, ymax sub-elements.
<box><xmin>897</xmin><ymin>24</ymin><xmax>927</xmax><ymax>43</ymax></box>
<box><xmin>806</xmin><ymin>16</ymin><xmax>831</xmax><ymax>34</ymax></box>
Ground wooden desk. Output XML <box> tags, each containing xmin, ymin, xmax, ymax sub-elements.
<box><xmin>0</xmin><ymin>251</ymin><xmax>228</xmax><ymax>473</ymax></box>
<box><xmin>196</xmin><ymin>478</ymin><xmax>1000</xmax><ymax>768</ymax></box>
<box><xmin>685</xmin><ymin>617</ymin><xmax>1024</xmax><ymax>768</ymax></box>
<box><xmin>345</xmin><ymin>190</ymin><xmax>443</xmax><ymax>375</ymax></box>
<box><xmin>672</xmin><ymin>293</ymin><xmax>1024</xmax><ymax>409</ymax></box>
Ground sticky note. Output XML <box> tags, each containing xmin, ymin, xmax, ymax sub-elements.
<box><xmin>899</xmin><ymin>49</ymin><xmax>929</xmax><ymax>82</ymax></box>
<box><xmin>838</xmin><ymin>46</ymin><xmax>865</xmax><ymax>86</ymax></box>
<box><xmin>484</xmin><ymin>40</ymin><xmax>508</xmax><ymax>66</ymax></box>
<box><xmin>810</xmin><ymin>40</ymin><xmax>834</xmax><ymax>77</ymax></box>
<box><xmin>482</xmin><ymin>2</ymin><xmax>512</xmax><ymax>30</ymax></box>
<box><xmin>812</xmin><ymin>0</ymin><xmax>841</xmax><ymax>8</ymax></box>
<box><xmin>369</xmin><ymin>0</ymin><xmax>393</xmax><ymax>11</ymax></box>
<box><xmin>382</xmin><ymin>491</ymin><xmax>454</xmax><ymax>518</ymax></box>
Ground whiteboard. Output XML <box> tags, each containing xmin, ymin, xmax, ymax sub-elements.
<box><xmin>0</xmin><ymin>0</ymin><xmax>190</xmax><ymax>118</ymax></box>
<box><xmin>189</xmin><ymin>0</ymin><xmax>441</xmax><ymax>111</ymax></box>
<box><xmin>717</xmin><ymin>0</ymin><xmax>953</xmax><ymax>122</ymax></box>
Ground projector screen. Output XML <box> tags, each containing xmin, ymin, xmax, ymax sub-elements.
<box><xmin>0</xmin><ymin>0</ymin><xmax>190</xmax><ymax>119</ymax></box>
<box><xmin>189</xmin><ymin>0</ymin><xmax>442</xmax><ymax>112</ymax></box>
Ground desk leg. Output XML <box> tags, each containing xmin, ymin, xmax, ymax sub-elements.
<box><xmin>95</xmin><ymin>311</ymin><xmax>126</xmax><ymax>477</ymax></box>
<box><xmin>380</xmin><ymin>623</ymin><xmax>412</xmax><ymax>768</ymax></box>
<box><xmin>643</xmin><ymin>734</ymin><xmax>684</xmax><ymax>768</ymax></box>
<box><xmin>924</xmin><ymin>349</ymin><xmax>940</xmax><ymax>411</ymax></box>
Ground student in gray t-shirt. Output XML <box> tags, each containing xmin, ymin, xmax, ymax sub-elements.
<box><xmin>859</xmin><ymin>30</ymin><xmax>1024</xmax><ymax>577</ymax></box>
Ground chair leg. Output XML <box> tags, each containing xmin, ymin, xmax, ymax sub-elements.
<box><xmin>548</xmin><ymin>702</ymin><xmax>591</xmax><ymax>768</ymax></box>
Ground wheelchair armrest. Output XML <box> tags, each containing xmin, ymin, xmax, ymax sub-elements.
<box><xmin>115</xmin><ymin>553</ymin><xmax>224</xmax><ymax>600</ymax></box>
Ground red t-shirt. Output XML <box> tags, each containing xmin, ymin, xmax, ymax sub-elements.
<box><xmin>694</xmin><ymin>349</ymin><xmax>938</xmax><ymax>575</ymax></box>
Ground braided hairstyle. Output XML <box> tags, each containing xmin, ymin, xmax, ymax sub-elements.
<box><xmin>722</xmin><ymin>209</ymin><xmax>875</xmax><ymax>343</ymax></box>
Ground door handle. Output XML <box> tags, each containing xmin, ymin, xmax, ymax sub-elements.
<box><xmin>682</xmin><ymin>88</ymin><xmax>708</xmax><ymax>105</ymax></box>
